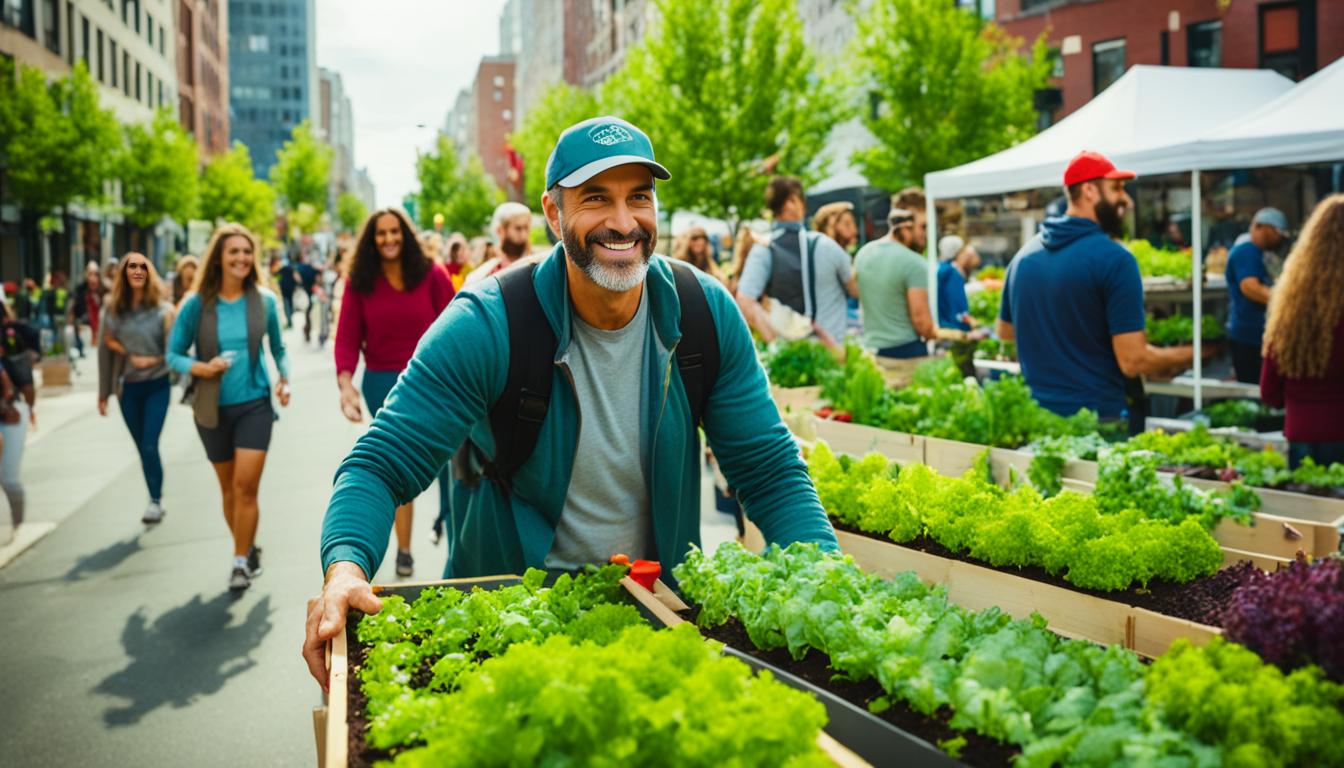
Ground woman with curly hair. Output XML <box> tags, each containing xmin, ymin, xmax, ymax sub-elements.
<box><xmin>672</xmin><ymin>226</ymin><xmax>724</xmax><ymax>286</ymax></box>
<box><xmin>98</xmin><ymin>252</ymin><xmax>175</xmax><ymax>524</ymax></box>
<box><xmin>334</xmin><ymin>208</ymin><xmax>454</xmax><ymax>579</ymax></box>
<box><xmin>168</xmin><ymin>223</ymin><xmax>291</xmax><ymax>591</ymax></box>
<box><xmin>1261</xmin><ymin>194</ymin><xmax>1344</xmax><ymax>469</ymax></box>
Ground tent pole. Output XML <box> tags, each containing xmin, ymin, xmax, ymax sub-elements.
<box><xmin>1191</xmin><ymin>170</ymin><xmax>1203</xmax><ymax>411</ymax></box>
<box><xmin>926</xmin><ymin>194</ymin><xmax>938</xmax><ymax>355</ymax></box>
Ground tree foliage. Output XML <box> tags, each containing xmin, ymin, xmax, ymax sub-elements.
<box><xmin>269</xmin><ymin>119</ymin><xmax>332</xmax><ymax>214</ymax></box>
<box><xmin>509</xmin><ymin>82</ymin><xmax>601</xmax><ymax>208</ymax></box>
<box><xmin>200</xmin><ymin>142</ymin><xmax>277</xmax><ymax>238</ymax></box>
<box><xmin>850</xmin><ymin>0</ymin><xmax>1051</xmax><ymax>190</ymax></box>
<box><xmin>120</xmin><ymin>108</ymin><xmax>200</xmax><ymax>227</ymax></box>
<box><xmin>413</xmin><ymin>135</ymin><xmax>502</xmax><ymax>235</ymax></box>
<box><xmin>0</xmin><ymin>60</ymin><xmax>120</xmax><ymax>213</ymax></box>
<box><xmin>335</xmin><ymin>191</ymin><xmax>368</xmax><ymax>234</ymax></box>
<box><xmin>606</xmin><ymin>0</ymin><xmax>844</xmax><ymax>226</ymax></box>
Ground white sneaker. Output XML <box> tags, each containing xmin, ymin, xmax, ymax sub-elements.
<box><xmin>142</xmin><ymin>502</ymin><xmax>165</xmax><ymax>524</ymax></box>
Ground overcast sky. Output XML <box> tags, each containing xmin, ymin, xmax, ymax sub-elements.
<box><xmin>316</xmin><ymin>0</ymin><xmax>508</xmax><ymax>208</ymax></box>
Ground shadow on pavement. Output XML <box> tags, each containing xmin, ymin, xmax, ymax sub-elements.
<box><xmin>94</xmin><ymin>592</ymin><xmax>274</xmax><ymax>726</ymax></box>
<box><xmin>63</xmin><ymin>535</ymin><xmax>142</xmax><ymax>581</ymax></box>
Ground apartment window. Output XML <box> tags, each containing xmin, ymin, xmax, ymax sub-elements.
<box><xmin>64</xmin><ymin>1</ymin><xmax>73</xmax><ymax>63</ymax></box>
<box><xmin>134</xmin><ymin>60</ymin><xmax>141</xmax><ymax>101</ymax></box>
<box><xmin>40</xmin><ymin>0</ymin><xmax>58</xmax><ymax>53</ymax></box>
<box><xmin>1092</xmin><ymin>38</ymin><xmax>1126</xmax><ymax>95</ymax></box>
<box><xmin>110</xmin><ymin>39</ymin><xmax>118</xmax><ymax>86</ymax></box>
<box><xmin>145</xmin><ymin>12</ymin><xmax>151</xmax><ymax>44</ymax></box>
<box><xmin>96</xmin><ymin>29</ymin><xmax>104</xmax><ymax>81</ymax></box>
<box><xmin>1159</xmin><ymin>30</ymin><xmax>1170</xmax><ymax>65</ymax></box>
<box><xmin>157</xmin><ymin>79</ymin><xmax>162</xmax><ymax>107</ymax></box>
<box><xmin>1188</xmin><ymin>20</ymin><xmax>1222</xmax><ymax>67</ymax></box>
<box><xmin>158</xmin><ymin>22</ymin><xmax>164</xmax><ymax>54</ymax></box>
<box><xmin>493</xmin><ymin>89</ymin><xmax>503</xmax><ymax>102</ymax></box>
<box><xmin>122</xmin><ymin>51</ymin><xmax>130</xmax><ymax>95</ymax></box>
<box><xmin>80</xmin><ymin>15</ymin><xmax>89</xmax><ymax>65</ymax></box>
<box><xmin>493</xmin><ymin>75</ymin><xmax>505</xmax><ymax>87</ymax></box>
<box><xmin>3</xmin><ymin>0</ymin><xmax>37</xmax><ymax>37</ymax></box>
<box><xmin>247</xmin><ymin>34</ymin><xmax>267</xmax><ymax>51</ymax></box>
<box><xmin>1259</xmin><ymin>2</ymin><xmax>1312</xmax><ymax>80</ymax></box>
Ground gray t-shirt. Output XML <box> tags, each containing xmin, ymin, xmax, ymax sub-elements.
<box><xmin>545</xmin><ymin>288</ymin><xmax>652</xmax><ymax>570</ymax></box>
<box><xmin>103</xmin><ymin>302</ymin><xmax>172</xmax><ymax>383</ymax></box>
<box><xmin>737</xmin><ymin>225</ymin><xmax>852</xmax><ymax>343</ymax></box>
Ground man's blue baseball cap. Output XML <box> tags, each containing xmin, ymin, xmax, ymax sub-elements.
<box><xmin>544</xmin><ymin>116</ymin><xmax>671</xmax><ymax>191</ymax></box>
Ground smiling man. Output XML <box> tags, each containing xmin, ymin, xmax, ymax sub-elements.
<box><xmin>303</xmin><ymin>117</ymin><xmax>838</xmax><ymax>686</ymax></box>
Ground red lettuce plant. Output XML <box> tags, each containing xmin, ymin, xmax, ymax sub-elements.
<box><xmin>1221</xmin><ymin>557</ymin><xmax>1344</xmax><ymax>682</ymax></box>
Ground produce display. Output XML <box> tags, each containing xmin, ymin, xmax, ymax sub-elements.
<box><xmin>973</xmin><ymin>338</ymin><xmax>1016</xmax><ymax>361</ymax></box>
<box><xmin>967</xmin><ymin>287</ymin><xmax>1001</xmax><ymax>327</ymax></box>
<box><xmin>674</xmin><ymin>543</ymin><xmax>1344</xmax><ymax>768</ymax></box>
<box><xmin>1127</xmin><ymin>240</ymin><xmax>1192</xmax><ymax>280</ymax></box>
<box><xmin>1146</xmin><ymin>314</ymin><xmax>1225</xmax><ymax>346</ymax></box>
<box><xmin>807</xmin><ymin>443</ymin><xmax>1225</xmax><ymax>591</ymax></box>
<box><xmin>820</xmin><ymin>355</ymin><xmax>1096</xmax><ymax>449</ymax></box>
<box><xmin>348</xmin><ymin>566</ymin><xmax>829</xmax><ymax>766</ymax></box>
<box><xmin>1036</xmin><ymin>425</ymin><xmax>1344</xmax><ymax>497</ymax></box>
<box><xmin>761</xmin><ymin>337</ymin><xmax>841</xmax><ymax>388</ymax></box>
<box><xmin>1196</xmin><ymin>399</ymin><xmax>1284</xmax><ymax>431</ymax></box>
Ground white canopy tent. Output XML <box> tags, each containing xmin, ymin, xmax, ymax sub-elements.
<box><xmin>921</xmin><ymin>65</ymin><xmax>1296</xmax><ymax>409</ymax></box>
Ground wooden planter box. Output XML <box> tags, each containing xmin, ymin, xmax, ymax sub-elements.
<box><xmin>318</xmin><ymin>575</ymin><xmax>871</xmax><ymax>768</ymax></box>
<box><xmin>771</xmin><ymin>385</ymin><xmax>822</xmax><ymax>416</ymax></box>
<box><xmin>38</xmin><ymin>357</ymin><xmax>71</xmax><ymax>388</ymax></box>
<box><xmin>836</xmin><ymin>530</ymin><xmax>1221</xmax><ymax>659</ymax></box>
<box><xmin>811</xmin><ymin>418</ymin><xmax>925</xmax><ymax>467</ymax></box>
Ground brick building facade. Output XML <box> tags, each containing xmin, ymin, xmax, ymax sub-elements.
<box><xmin>997</xmin><ymin>0</ymin><xmax>1344</xmax><ymax>121</ymax></box>
<box><xmin>473</xmin><ymin>56</ymin><xmax>518</xmax><ymax>196</ymax></box>
<box><xmin>176</xmin><ymin>0</ymin><xmax>229</xmax><ymax>157</ymax></box>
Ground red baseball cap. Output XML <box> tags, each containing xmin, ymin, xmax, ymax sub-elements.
<box><xmin>1063</xmin><ymin>150</ymin><xmax>1136</xmax><ymax>187</ymax></box>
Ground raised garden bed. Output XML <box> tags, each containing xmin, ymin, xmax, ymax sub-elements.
<box><xmin>320</xmin><ymin>573</ymin><xmax>873</xmax><ymax>768</ymax></box>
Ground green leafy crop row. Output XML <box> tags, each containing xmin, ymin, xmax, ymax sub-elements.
<box><xmin>821</xmin><ymin>355</ymin><xmax>1097</xmax><ymax>449</ymax></box>
<box><xmin>674</xmin><ymin>543</ymin><xmax>1344</xmax><ymax>768</ymax></box>
<box><xmin>761</xmin><ymin>337</ymin><xmax>841</xmax><ymax>388</ymax></box>
<box><xmin>1127</xmin><ymin>240</ymin><xmax>1193</xmax><ymax>280</ymax></box>
<box><xmin>1146</xmin><ymin>314</ymin><xmax>1226</xmax><ymax>346</ymax></box>
<box><xmin>808</xmin><ymin>443</ymin><xmax>1224</xmax><ymax>591</ymax></box>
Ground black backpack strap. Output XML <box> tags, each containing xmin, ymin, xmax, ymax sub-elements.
<box><xmin>803</xmin><ymin>232</ymin><xmax>819</xmax><ymax>322</ymax></box>
<box><xmin>480</xmin><ymin>263</ymin><xmax>556</xmax><ymax>490</ymax></box>
<box><xmin>670</xmin><ymin>263</ymin><xmax>720</xmax><ymax>430</ymax></box>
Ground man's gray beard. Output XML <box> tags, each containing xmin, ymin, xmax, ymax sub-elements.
<box><xmin>561</xmin><ymin>217</ymin><xmax>652</xmax><ymax>293</ymax></box>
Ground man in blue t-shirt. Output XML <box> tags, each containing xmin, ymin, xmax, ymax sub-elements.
<box><xmin>1224</xmin><ymin>207</ymin><xmax>1287</xmax><ymax>383</ymax></box>
<box><xmin>997</xmin><ymin>151</ymin><xmax>1194</xmax><ymax>426</ymax></box>
<box><xmin>936</xmin><ymin>235</ymin><xmax>979</xmax><ymax>331</ymax></box>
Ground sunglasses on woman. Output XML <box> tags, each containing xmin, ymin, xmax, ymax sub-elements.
<box><xmin>125</xmin><ymin>262</ymin><xmax>149</xmax><ymax>273</ymax></box>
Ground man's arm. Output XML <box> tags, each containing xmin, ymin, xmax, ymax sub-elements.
<box><xmin>733</xmin><ymin>244</ymin><xmax>776</xmax><ymax>341</ymax></box>
<box><xmin>995</xmin><ymin>318</ymin><xmax>1015</xmax><ymax>342</ymax></box>
<box><xmin>701</xmin><ymin>277</ymin><xmax>837</xmax><ymax>551</ymax></box>
<box><xmin>1111</xmin><ymin>331</ymin><xmax>1194</xmax><ymax>378</ymax></box>
<box><xmin>906</xmin><ymin>287</ymin><xmax>936</xmax><ymax>340</ymax></box>
<box><xmin>1239</xmin><ymin>276</ymin><xmax>1272</xmax><ymax>305</ymax></box>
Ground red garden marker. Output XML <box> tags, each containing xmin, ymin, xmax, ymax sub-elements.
<box><xmin>628</xmin><ymin>560</ymin><xmax>661</xmax><ymax>591</ymax></box>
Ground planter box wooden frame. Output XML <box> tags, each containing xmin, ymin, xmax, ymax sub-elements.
<box><xmin>836</xmin><ymin>530</ymin><xmax>1221</xmax><ymax>659</ymax></box>
<box><xmin>797</xmin><ymin>418</ymin><xmax>1343</xmax><ymax>561</ymax></box>
<box><xmin>318</xmin><ymin>575</ymin><xmax>871</xmax><ymax>768</ymax></box>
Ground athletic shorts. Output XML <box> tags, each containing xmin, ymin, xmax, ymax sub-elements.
<box><xmin>196</xmin><ymin>397</ymin><xmax>273</xmax><ymax>463</ymax></box>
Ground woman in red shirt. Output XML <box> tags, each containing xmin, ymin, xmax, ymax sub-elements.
<box><xmin>1261</xmin><ymin>193</ymin><xmax>1344</xmax><ymax>469</ymax></box>
<box><xmin>334</xmin><ymin>208</ymin><xmax>454</xmax><ymax>578</ymax></box>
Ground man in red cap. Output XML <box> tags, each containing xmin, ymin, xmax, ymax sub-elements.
<box><xmin>995</xmin><ymin>151</ymin><xmax>1194</xmax><ymax>430</ymax></box>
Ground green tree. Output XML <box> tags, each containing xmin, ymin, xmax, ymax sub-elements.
<box><xmin>120</xmin><ymin>108</ymin><xmax>200</xmax><ymax>237</ymax></box>
<box><xmin>850</xmin><ymin>0</ymin><xmax>1051</xmax><ymax>190</ymax></box>
<box><xmin>269</xmin><ymin>119</ymin><xmax>332</xmax><ymax>217</ymax></box>
<box><xmin>604</xmin><ymin>0</ymin><xmax>844</xmax><ymax>228</ymax></box>
<box><xmin>199</xmin><ymin>142</ymin><xmax>277</xmax><ymax>238</ymax></box>
<box><xmin>335</xmin><ymin>191</ymin><xmax>368</xmax><ymax>234</ymax></box>
<box><xmin>0</xmin><ymin>61</ymin><xmax>121</xmax><ymax>273</ymax></box>
<box><xmin>509</xmin><ymin>82</ymin><xmax>600</xmax><ymax>207</ymax></box>
<box><xmin>413</xmin><ymin>135</ymin><xmax>502</xmax><ymax>236</ymax></box>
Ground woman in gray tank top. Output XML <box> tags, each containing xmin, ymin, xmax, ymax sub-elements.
<box><xmin>97</xmin><ymin>253</ymin><xmax>175</xmax><ymax>525</ymax></box>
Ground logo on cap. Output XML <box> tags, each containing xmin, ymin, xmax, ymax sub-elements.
<box><xmin>588</xmin><ymin>124</ymin><xmax>634</xmax><ymax>146</ymax></box>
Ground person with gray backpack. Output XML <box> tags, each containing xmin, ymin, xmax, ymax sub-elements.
<box><xmin>734</xmin><ymin>175</ymin><xmax>858</xmax><ymax>348</ymax></box>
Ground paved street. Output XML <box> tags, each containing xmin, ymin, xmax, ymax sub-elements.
<box><xmin>0</xmin><ymin>324</ymin><xmax>740</xmax><ymax>767</ymax></box>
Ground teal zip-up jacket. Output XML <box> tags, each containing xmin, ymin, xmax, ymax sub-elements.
<box><xmin>320</xmin><ymin>244</ymin><xmax>837</xmax><ymax>579</ymax></box>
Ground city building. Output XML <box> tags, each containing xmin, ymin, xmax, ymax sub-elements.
<box><xmin>512</xmin><ymin>0</ymin><xmax>565</xmax><ymax>126</ymax></box>
<box><xmin>442</xmin><ymin>87</ymin><xmax>475</xmax><ymax>164</ymax></box>
<box><xmin>471</xmin><ymin>56</ymin><xmax>518</xmax><ymax>197</ymax></box>
<box><xmin>317</xmin><ymin>66</ymin><xmax>354</xmax><ymax>208</ymax></box>
<box><xmin>1</xmin><ymin>0</ymin><xmax>180</xmax><ymax>278</ymax></box>
<box><xmin>499</xmin><ymin>0</ymin><xmax>521</xmax><ymax>56</ymax></box>
<box><xmin>349</xmin><ymin>166</ymin><xmax>375</xmax><ymax>212</ymax></box>
<box><xmin>996</xmin><ymin>0</ymin><xmax>1344</xmax><ymax>122</ymax></box>
<box><xmin>175</xmin><ymin>0</ymin><xmax>229</xmax><ymax>157</ymax></box>
<box><xmin>568</xmin><ymin>0</ymin><xmax>650</xmax><ymax>88</ymax></box>
<box><xmin>227</xmin><ymin>0</ymin><xmax>317</xmax><ymax>178</ymax></box>
<box><xmin>797</xmin><ymin>0</ymin><xmax>860</xmax><ymax>55</ymax></box>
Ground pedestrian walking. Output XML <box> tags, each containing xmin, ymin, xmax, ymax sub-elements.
<box><xmin>167</xmin><ymin>224</ymin><xmax>291</xmax><ymax>592</ymax></box>
<box><xmin>0</xmin><ymin>297</ymin><xmax>38</xmax><ymax>541</ymax></box>
<box><xmin>812</xmin><ymin>201</ymin><xmax>859</xmax><ymax>252</ymax></box>
<box><xmin>41</xmin><ymin>270</ymin><xmax>73</xmax><ymax>356</ymax></box>
<box><xmin>333</xmin><ymin>208</ymin><xmax>455</xmax><ymax>578</ymax></box>
<box><xmin>462</xmin><ymin>202</ymin><xmax>533</xmax><ymax>288</ymax></box>
<box><xmin>73</xmin><ymin>261</ymin><xmax>106</xmax><ymax>359</ymax></box>
<box><xmin>172</xmin><ymin>255</ymin><xmax>199</xmax><ymax>308</ymax></box>
<box><xmin>1261</xmin><ymin>194</ymin><xmax>1344</xmax><ymax>469</ymax></box>
<box><xmin>98</xmin><ymin>253</ymin><xmax>175</xmax><ymax>524</ymax></box>
<box><xmin>1226</xmin><ymin>207</ymin><xmax>1290</xmax><ymax>383</ymax></box>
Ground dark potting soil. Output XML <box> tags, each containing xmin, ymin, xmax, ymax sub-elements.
<box><xmin>344</xmin><ymin>615</ymin><xmax>392</xmax><ymax>768</ymax></box>
<box><xmin>1159</xmin><ymin>464</ymin><xmax>1344</xmax><ymax>500</ymax></box>
<box><xmin>832</xmin><ymin>520</ymin><xmax>1251</xmax><ymax>626</ymax></box>
<box><xmin>682</xmin><ymin>607</ymin><xmax>1019</xmax><ymax>768</ymax></box>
